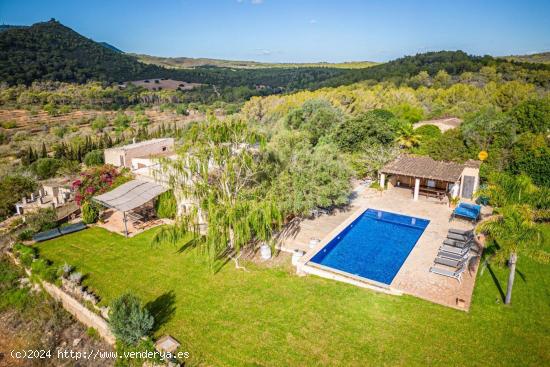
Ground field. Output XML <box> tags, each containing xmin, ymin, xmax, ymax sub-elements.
<box><xmin>134</xmin><ymin>54</ymin><xmax>379</xmax><ymax>70</ymax></box>
<box><xmin>122</xmin><ymin>79</ymin><xmax>202</xmax><ymax>91</ymax></box>
<box><xmin>36</xmin><ymin>226</ymin><xmax>550</xmax><ymax>366</ymax></box>
<box><xmin>0</xmin><ymin>108</ymin><xmax>205</xmax><ymax>137</ymax></box>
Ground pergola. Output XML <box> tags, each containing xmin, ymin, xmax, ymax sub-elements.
<box><xmin>93</xmin><ymin>179</ymin><xmax>168</xmax><ymax>236</ymax></box>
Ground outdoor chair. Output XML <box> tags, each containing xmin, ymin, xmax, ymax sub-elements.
<box><xmin>447</xmin><ymin>232</ymin><xmax>472</xmax><ymax>242</ymax></box>
<box><xmin>440</xmin><ymin>243</ymin><xmax>470</xmax><ymax>256</ymax></box>
<box><xmin>443</xmin><ymin>238</ymin><xmax>472</xmax><ymax>249</ymax></box>
<box><xmin>434</xmin><ymin>256</ymin><xmax>467</xmax><ymax>269</ymax></box>
<box><xmin>437</xmin><ymin>250</ymin><xmax>469</xmax><ymax>261</ymax></box>
<box><xmin>429</xmin><ymin>263</ymin><xmax>467</xmax><ymax>283</ymax></box>
<box><xmin>448</xmin><ymin>228</ymin><xmax>474</xmax><ymax>236</ymax></box>
<box><xmin>451</xmin><ymin>202</ymin><xmax>481</xmax><ymax>223</ymax></box>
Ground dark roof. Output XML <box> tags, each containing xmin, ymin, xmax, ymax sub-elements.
<box><xmin>380</xmin><ymin>155</ymin><xmax>467</xmax><ymax>182</ymax></box>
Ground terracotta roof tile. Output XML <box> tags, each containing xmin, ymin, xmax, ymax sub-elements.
<box><xmin>380</xmin><ymin>155</ymin><xmax>466</xmax><ymax>182</ymax></box>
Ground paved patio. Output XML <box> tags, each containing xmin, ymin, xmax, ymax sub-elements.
<box><xmin>278</xmin><ymin>185</ymin><xmax>488</xmax><ymax>311</ymax></box>
<box><xmin>98</xmin><ymin>209</ymin><xmax>168</xmax><ymax>237</ymax></box>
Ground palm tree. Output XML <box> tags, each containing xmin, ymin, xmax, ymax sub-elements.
<box><xmin>395</xmin><ymin>124</ymin><xmax>421</xmax><ymax>148</ymax></box>
<box><xmin>477</xmin><ymin>205</ymin><xmax>545</xmax><ymax>304</ymax></box>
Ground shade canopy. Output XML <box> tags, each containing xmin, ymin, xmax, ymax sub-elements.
<box><xmin>93</xmin><ymin>179</ymin><xmax>168</xmax><ymax>212</ymax></box>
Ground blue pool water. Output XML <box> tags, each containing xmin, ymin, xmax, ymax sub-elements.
<box><xmin>309</xmin><ymin>209</ymin><xmax>429</xmax><ymax>285</ymax></box>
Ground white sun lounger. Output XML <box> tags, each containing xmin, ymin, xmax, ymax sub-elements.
<box><xmin>443</xmin><ymin>238</ymin><xmax>472</xmax><ymax>249</ymax></box>
<box><xmin>440</xmin><ymin>244</ymin><xmax>470</xmax><ymax>256</ymax></box>
<box><xmin>429</xmin><ymin>263</ymin><xmax>467</xmax><ymax>283</ymax></box>
<box><xmin>434</xmin><ymin>256</ymin><xmax>467</xmax><ymax>269</ymax></box>
<box><xmin>437</xmin><ymin>250</ymin><xmax>469</xmax><ymax>261</ymax></box>
<box><xmin>447</xmin><ymin>232</ymin><xmax>472</xmax><ymax>242</ymax></box>
<box><xmin>448</xmin><ymin>228</ymin><xmax>474</xmax><ymax>236</ymax></box>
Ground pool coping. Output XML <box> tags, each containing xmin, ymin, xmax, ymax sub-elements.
<box><xmin>297</xmin><ymin>205</ymin><xmax>405</xmax><ymax>295</ymax></box>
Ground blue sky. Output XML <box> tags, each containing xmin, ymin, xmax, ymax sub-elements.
<box><xmin>1</xmin><ymin>0</ymin><xmax>549</xmax><ymax>62</ymax></box>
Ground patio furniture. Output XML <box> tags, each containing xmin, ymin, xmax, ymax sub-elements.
<box><xmin>416</xmin><ymin>186</ymin><xmax>447</xmax><ymax>200</ymax></box>
<box><xmin>448</xmin><ymin>228</ymin><xmax>474</xmax><ymax>236</ymax></box>
<box><xmin>429</xmin><ymin>263</ymin><xmax>467</xmax><ymax>283</ymax></box>
<box><xmin>447</xmin><ymin>232</ymin><xmax>473</xmax><ymax>242</ymax></box>
<box><xmin>440</xmin><ymin>243</ymin><xmax>470</xmax><ymax>256</ymax></box>
<box><xmin>452</xmin><ymin>202</ymin><xmax>481</xmax><ymax>223</ymax></box>
<box><xmin>443</xmin><ymin>238</ymin><xmax>472</xmax><ymax>249</ymax></box>
<box><xmin>437</xmin><ymin>250</ymin><xmax>469</xmax><ymax>261</ymax></box>
<box><xmin>434</xmin><ymin>256</ymin><xmax>467</xmax><ymax>269</ymax></box>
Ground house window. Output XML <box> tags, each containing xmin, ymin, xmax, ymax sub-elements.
<box><xmin>162</xmin><ymin>146</ymin><xmax>167</xmax><ymax>151</ymax></box>
<box><xmin>119</xmin><ymin>155</ymin><xmax>124</xmax><ymax>166</ymax></box>
<box><xmin>427</xmin><ymin>180</ymin><xmax>436</xmax><ymax>188</ymax></box>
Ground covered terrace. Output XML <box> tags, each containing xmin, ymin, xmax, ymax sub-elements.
<box><xmin>379</xmin><ymin>155</ymin><xmax>480</xmax><ymax>202</ymax></box>
<box><xmin>93</xmin><ymin>179</ymin><xmax>168</xmax><ymax>237</ymax></box>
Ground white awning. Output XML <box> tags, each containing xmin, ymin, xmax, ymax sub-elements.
<box><xmin>93</xmin><ymin>179</ymin><xmax>168</xmax><ymax>212</ymax></box>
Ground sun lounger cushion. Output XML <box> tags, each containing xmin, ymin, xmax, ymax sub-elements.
<box><xmin>453</xmin><ymin>202</ymin><xmax>481</xmax><ymax>222</ymax></box>
<box><xmin>429</xmin><ymin>263</ymin><xmax>466</xmax><ymax>282</ymax></box>
<box><xmin>437</xmin><ymin>251</ymin><xmax>468</xmax><ymax>261</ymax></box>
<box><xmin>443</xmin><ymin>238</ymin><xmax>471</xmax><ymax>249</ymax></box>
<box><xmin>448</xmin><ymin>228</ymin><xmax>473</xmax><ymax>236</ymax></box>
<box><xmin>440</xmin><ymin>244</ymin><xmax>470</xmax><ymax>255</ymax></box>
<box><xmin>434</xmin><ymin>256</ymin><xmax>465</xmax><ymax>268</ymax></box>
<box><xmin>447</xmin><ymin>232</ymin><xmax>472</xmax><ymax>242</ymax></box>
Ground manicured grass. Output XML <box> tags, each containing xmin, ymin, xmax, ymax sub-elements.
<box><xmin>37</xmin><ymin>226</ymin><xmax>550</xmax><ymax>366</ymax></box>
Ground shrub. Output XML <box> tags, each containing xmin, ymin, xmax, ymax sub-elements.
<box><xmin>0</xmin><ymin>174</ymin><xmax>37</xmax><ymax>221</ymax></box>
<box><xmin>109</xmin><ymin>293</ymin><xmax>154</xmax><ymax>345</ymax></box>
<box><xmin>58</xmin><ymin>263</ymin><xmax>73</xmax><ymax>278</ymax></box>
<box><xmin>68</xmin><ymin>271</ymin><xmax>83</xmax><ymax>284</ymax></box>
<box><xmin>25</xmin><ymin>207</ymin><xmax>58</xmax><ymax>233</ymax></box>
<box><xmin>17</xmin><ymin>229</ymin><xmax>34</xmax><ymax>241</ymax></box>
<box><xmin>86</xmin><ymin>327</ymin><xmax>100</xmax><ymax>340</ymax></box>
<box><xmin>155</xmin><ymin>191</ymin><xmax>177</xmax><ymax>219</ymax></box>
<box><xmin>31</xmin><ymin>258</ymin><xmax>58</xmax><ymax>282</ymax></box>
<box><xmin>73</xmin><ymin>165</ymin><xmax>129</xmax><ymax>205</ymax></box>
<box><xmin>91</xmin><ymin>116</ymin><xmax>108</xmax><ymax>132</ymax></box>
<box><xmin>1</xmin><ymin>120</ymin><xmax>17</xmax><ymax>129</ymax></box>
<box><xmin>83</xmin><ymin>150</ymin><xmax>105</xmax><ymax>166</ymax></box>
<box><xmin>13</xmin><ymin>243</ymin><xmax>37</xmax><ymax>267</ymax></box>
<box><xmin>30</xmin><ymin>158</ymin><xmax>62</xmax><ymax>179</ymax></box>
<box><xmin>82</xmin><ymin>201</ymin><xmax>100</xmax><ymax>224</ymax></box>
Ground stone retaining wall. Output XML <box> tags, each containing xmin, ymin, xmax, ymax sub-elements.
<box><xmin>41</xmin><ymin>281</ymin><xmax>116</xmax><ymax>345</ymax></box>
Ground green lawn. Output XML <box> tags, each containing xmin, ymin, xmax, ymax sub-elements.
<box><xmin>37</xmin><ymin>226</ymin><xmax>550</xmax><ymax>366</ymax></box>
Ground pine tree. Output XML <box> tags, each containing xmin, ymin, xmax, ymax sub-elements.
<box><xmin>41</xmin><ymin>142</ymin><xmax>48</xmax><ymax>158</ymax></box>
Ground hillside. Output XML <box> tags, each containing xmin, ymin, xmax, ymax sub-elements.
<box><xmin>0</xmin><ymin>19</ymin><xmax>162</xmax><ymax>85</ymax></box>
<box><xmin>315</xmin><ymin>50</ymin><xmax>550</xmax><ymax>88</ymax></box>
<box><xmin>502</xmin><ymin>52</ymin><xmax>550</xmax><ymax>64</ymax></box>
<box><xmin>99</xmin><ymin>42</ymin><xmax>124</xmax><ymax>53</ymax></box>
<box><xmin>135</xmin><ymin>54</ymin><xmax>378</xmax><ymax>69</ymax></box>
<box><xmin>0</xmin><ymin>20</ymin><xmax>348</xmax><ymax>89</ymax></box>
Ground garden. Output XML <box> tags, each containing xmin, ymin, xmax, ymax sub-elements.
<box><xmin>35</xmin><ymin>225</ymin><xmax>550</xmax><ymax>366</ymax></box>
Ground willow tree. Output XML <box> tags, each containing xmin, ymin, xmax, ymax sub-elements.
<box><xmin>154</xmin><ymin>116</ymin><xmax>282</xmax><ymax>270</ymax></box>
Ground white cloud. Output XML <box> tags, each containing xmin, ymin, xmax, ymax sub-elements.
<box><xmin>251</xmin><ymin>0</ymin><xmax>264</xmax><ymax>4</ymax></box>
<box><xmin>309</xmin><ymin>19</ymin><xmax>317</xmax><ymax>24</ymax></box>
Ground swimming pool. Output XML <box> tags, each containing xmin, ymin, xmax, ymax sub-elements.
<box><xmin>309</xmin><ymin>209</ymin><xmax>429</xmax><ymax>285</ymax></box>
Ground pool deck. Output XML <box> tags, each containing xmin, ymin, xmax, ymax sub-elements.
<box><xmin>277</xmin><ymin>185</ymin><xmax>489</xmax><ymax>311</ymax></box>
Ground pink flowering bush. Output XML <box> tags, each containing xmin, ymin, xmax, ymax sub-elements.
<box><xmin>73</xmin><ymin>165</ymin><xmax>131</xmax><ymax>205</ymax></box>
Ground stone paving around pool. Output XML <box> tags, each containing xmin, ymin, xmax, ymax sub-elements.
<box><xmin>277</xmin><ymin>184</ymin><xmax>490</xmax><ymax>311</ymax></box>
